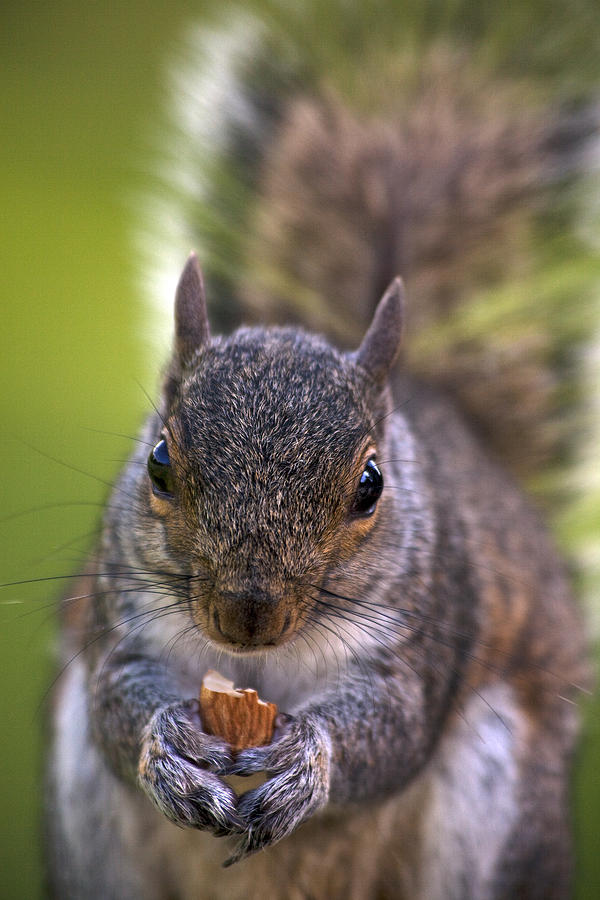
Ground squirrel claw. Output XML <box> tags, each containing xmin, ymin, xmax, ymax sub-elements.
<box><xmin>222</xmin><ymin>832</ymin><xmax>262</xmax><ymax>868</ymax></box>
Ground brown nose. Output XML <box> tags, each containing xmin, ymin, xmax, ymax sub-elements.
<box><xmin>209</xmin><ymin>588</ymin><xmax>292</xmax><ymax>647</ymax></box>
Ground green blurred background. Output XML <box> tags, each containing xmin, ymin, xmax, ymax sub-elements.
<box><xmin>1</xmin><ymin>2</ymin><xmax>599</xmax><ymax>898</ymax></box>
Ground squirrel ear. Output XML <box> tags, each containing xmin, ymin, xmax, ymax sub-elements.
<box><xmin>174</xmin><ymin>252</ymin><xmax>210</xmax><ymax>365</ymax></box>
<box><xmin>355</xmin><ymin>278</ymin><xmax>405</xmax><ymax>385</ymax></box>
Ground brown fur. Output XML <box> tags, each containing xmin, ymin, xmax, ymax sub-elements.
<box><xmin>240</xmin><ymin>49</ymin><xmax>586</xmax><ymax>478</ymax></box>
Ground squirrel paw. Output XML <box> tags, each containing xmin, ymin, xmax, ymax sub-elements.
<box><xmin>224</xmin><ymin>715</ymin><xmax>331</xmax><ymax>865</ymax></box>
<box><xmin>138</xmin><ymin>699</ymin><xmax>243</xmax><ymax>835</ymax></box>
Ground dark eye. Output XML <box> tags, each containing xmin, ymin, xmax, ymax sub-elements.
<box><xmin>147</xmin><ymin>438</ymin><xmax>174</xmax><ymax>498</ymax></box>
<box><xmin>351</xmin><ymin>459</ymin><xmax>383</xmax><ymax>517</ymax></box>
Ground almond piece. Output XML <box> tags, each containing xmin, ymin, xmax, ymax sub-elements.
<box><xmin>199</xmin><ymin>670</ymin><xmax>278</xmax><ymax>752</ymax></box>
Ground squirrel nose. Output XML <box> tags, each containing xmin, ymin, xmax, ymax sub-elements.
<box><xmin>209</xmin><ymin>588</ymin><xmax>293</xmax><ymax>647</ymax></box>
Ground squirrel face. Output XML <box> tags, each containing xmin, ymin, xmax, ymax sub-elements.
<box><xmin>151</xmin><ymin>329</ymin><xmax>388</xmax><ymax>649</ymax></box>
<box><xmin>142</xmin><ymin>255</ymin><xmax>405</xmax><ymax>653</ymax></box>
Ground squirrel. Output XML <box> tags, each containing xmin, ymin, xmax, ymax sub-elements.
<box><xmin>45</xmin><ymin>4</ymin><xmax>599</xmax><ymax>899</ymax></box>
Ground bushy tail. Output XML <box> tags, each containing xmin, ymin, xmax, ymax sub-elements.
<box><xmin>137</xmin><ymin>0</ymin><xmax>600</xmax><ymax>611</ymax></box>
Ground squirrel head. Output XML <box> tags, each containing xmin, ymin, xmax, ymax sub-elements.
<box><xmin>147</xmin><ymin>253</ymin><xmax>405</xmax><ymax>653</ymax></box>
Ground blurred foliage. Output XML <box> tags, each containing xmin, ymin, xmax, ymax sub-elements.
<box><xmin>1</xmin><ymin>1</ymin><xmax>599</xmax><ymax>898</ymax></box>
<box><xmin>242</xmin><ymin>0</ymin><xmax>600</xmax><ymax>94</ymax></box>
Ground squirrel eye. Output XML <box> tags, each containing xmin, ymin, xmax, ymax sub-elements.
<box><xmin>351</xmin><ymin>459</ymin><xmax>383</xmax><ymax>517</ymax></box>
<box><xmin>147</xmin><ymin>439</ymin><xmax>174</xmax><ymax>498</ymax></box>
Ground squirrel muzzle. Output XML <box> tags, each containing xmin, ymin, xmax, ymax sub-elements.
<box><xmin>202</xmin><ymin>585</ymin><xmax>298</xmax><ymax>650</ymax></box>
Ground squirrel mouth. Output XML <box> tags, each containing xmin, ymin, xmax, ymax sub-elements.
<box><xmin>208</xmin><ymin>631</ymin><xmax>296</xmax><ymax>656</ymax></box>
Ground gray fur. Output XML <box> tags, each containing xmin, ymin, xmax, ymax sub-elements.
<box><xmin>46</xmin><ymin>269</ymin><xmax>588</xmax><ymax>898</ymax></box>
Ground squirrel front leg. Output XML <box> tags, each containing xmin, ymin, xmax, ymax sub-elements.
<box><xmin>88</xmin><ymin>642</ymin><xmax>243</xmax><ymax>835</ymax></box>
<box><xmin>227</xmin><ymin>667</ymin><xmax>432</xmax><ymax>864</ymax></box>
